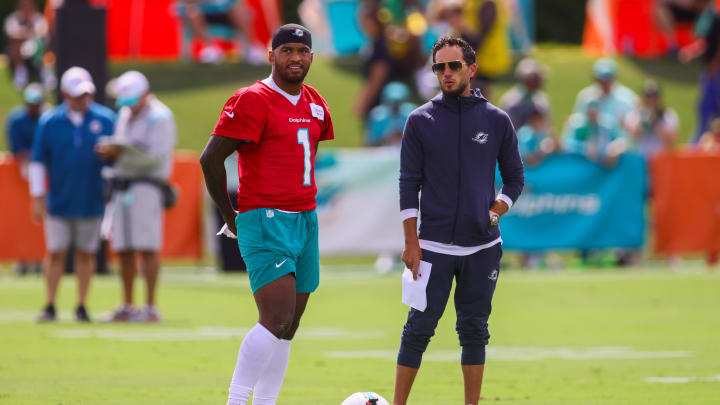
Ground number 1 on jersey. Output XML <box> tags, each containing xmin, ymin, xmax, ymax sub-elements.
<box><xmin>297</xmin><ymin>128</ymin><xmax>311</xmax><ymax>186</ymax></box>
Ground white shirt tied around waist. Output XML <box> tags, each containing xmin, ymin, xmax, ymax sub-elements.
<box><xmin>110</xmin><ymin>95</ymin><xmax>177</xmax><ymax>180</ymax></box>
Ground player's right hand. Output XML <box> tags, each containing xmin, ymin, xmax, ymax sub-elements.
<box><xmin>402</xmin><ymin>242</ymin><xmax>422</xmax><ymax>280</ymax></box>
<box><xmin>31</xmin><ymin>197</ymin><xmax>46</xmax><ymax>223</ymax></box>
<box><xmin>223</xmin><ymin>211</ymin><xmax>238</xmax><ymax>237</ymax></box>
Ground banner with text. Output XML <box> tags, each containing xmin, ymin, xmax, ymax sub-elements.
<box><xmin>315</xmin><ymin>148</ymin><xmax>404</xmax><ymax>255</ymax></box>
<box><xmin>498</xmin><ymin>153</ymin><xmax>648</xmax><ymax>251</ymax></box>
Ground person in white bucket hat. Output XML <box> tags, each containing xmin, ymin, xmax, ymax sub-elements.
<box><xmin>96</xmin><ymin>70</ymin><xmax>177</xmax><ymax>323</ymax></box>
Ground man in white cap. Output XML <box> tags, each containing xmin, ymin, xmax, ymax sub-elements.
<box><xmin>96</xmin><ymin>70</ymin><xmax>176</xmax><ymax>322</ymax></box>
<box><xmin>499</xmin><ymin>57</ymin><xmax>552</xmax><ymax>130</ymax></box>
<box><xmin>572</xmin><ymin>58</ymin><xmax>638</xmax><ymax>130</ymax></box>
<box><xmin>30</xmin><ymin>66</ymin><xmax>116</xmax><ymax>322</ymax></box>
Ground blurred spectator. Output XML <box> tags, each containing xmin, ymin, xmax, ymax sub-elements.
<box><xmin>679</xmin><ymin>1</ymin><xmax>720</xmax><ymax>142</ymax></box>
<box><xmin>506</xmin><ymin>0</ymin><xmax>533</xmax><ymax>53</ymax></box>
<box><xmin>5</xmin><ymin>83</ymin><xmax>45</xmax><ymax>178</ymax></box>
<box><xmin>463</xmin><ymin>0</ymin><xmax>512</xmax><ymax>99</ymax></box>
<box><xmin>563</xmin><ymin>99</ymin><xmax>629</xmax><ymax>167</ymax></box>
<box><xmin>626</xmin><ymin>80</ymin><xmax>678</xmax><ymax>157</ymax></box>
<box><xmin>515</xmin><ymin>105</ymin><xmax>556</xmax><ymax>269</ymax></box>
<box><xmin>698</xmin><ymin>117</ymin><xmax>720</xmax><ymax>152</ymax></box>
<box><xmin>97</xmin><ymin>71</ymin><xmax>176</xmax><ymax>323</ymax></box>
<box><xmin>5</xmin><ymin>83</ymin><xmax>45</xmax><ymax>276</ymax></box>
<box><xmin>517</xmin><ymin>106</ymin><xmax>556</xmax><ymax>166</ymax></box>
<box><xmin>179</xmin><ymin>0</ymin><xmax>264</xmax><ymax>64</ymax></box>
<box><xmin>4</xmin><ymin>0</ymin><xmax>48</xmax><ymax>89</ymax></box>
<box><xmin>653</xmin><ymin>0</ymin><xmax>710</xmax><ymax>56</ymax></box>
<box><xmin>30</xmin><ymin>67</ymin><xmax>116</xmax><ymax>322</ymax></box>
<box><xmin>416</xmin><ymin>0</ymin><xmax>467</xmax><ymax>99</ymax></box>
<box><xmin>366</xmin><ymin>81</ymin><xmax>417</xmax><ymax>146</ymax></box>
<box><xmin>355</xmin><ymin>2</ymin><xmax>423</xmax><ymax>121</ymax></box>
<box><xmin>572</xmin><ymin>58</ymin><xmax>638</xmax><ymax>130</ymax></box>
<box><xmin>697</xmin><ymin>117</ymin><xmax>720</xmax><ymax>267</ymax></box>
<box><xmin>500</xmin><ymin>57</ymin><xmax>551</xmax><ymax>130</ymax></box>
<box><xmin>429</xmin><ymin>0</ymin><xmax>477</xmax><ymax>44</ymax></box>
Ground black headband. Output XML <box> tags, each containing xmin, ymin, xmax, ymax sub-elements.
<box><xmin>271</xmin><ymin>24</ymin><xmax>312</xmax><ymax>50</ymax></box>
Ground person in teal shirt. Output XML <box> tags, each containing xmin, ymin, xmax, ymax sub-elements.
<box><xmin>572</xmin><ymin>58</ymin><xmax>638</xmax><ymax>130</ymax></box>
<box><xmin>563</xmin><ymin>99</ymin><xmax>629</xmax><ymax>167</ymax></box>
<box><xmin>516</xmin><ymin>106</ymin><xmax>556</xmax><ymax>166</ymax></box>
<box><xmin>366</xmin><ymin>82</ymin><xmax>417</xmax><ymax>146</ymax></box>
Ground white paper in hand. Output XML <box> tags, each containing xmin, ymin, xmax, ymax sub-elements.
<box><xmin>401</xmin><ymin>260</ymin><xmax>432</xmax><ymax>312</ymax></box>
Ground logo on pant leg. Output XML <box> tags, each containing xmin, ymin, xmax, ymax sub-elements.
<box><xmin>488</xmin><ymin>269</ymin><xmax>498</xmax><ymax>281</ymax></box>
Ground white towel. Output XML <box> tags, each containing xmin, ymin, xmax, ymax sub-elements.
<box><xmin>216</xmin><ymin>223</ymin><xmax>237</xmax><ymax>239</ymax></box>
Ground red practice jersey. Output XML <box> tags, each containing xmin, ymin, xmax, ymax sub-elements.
<box><xmin>213</xmin><ymin>80</ymin><xmax>335</xmax><ymax>213</ymax></box>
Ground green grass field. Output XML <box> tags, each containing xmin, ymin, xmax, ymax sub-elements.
<box><xmin>0</xmin><ymin>45</ymin><xmax>705</xmax><ymax>151</ymax></box>
<box><xmin>1</xmin><ymin>264</ymin><xmax>719</xmax><ymax>404</ymax></box>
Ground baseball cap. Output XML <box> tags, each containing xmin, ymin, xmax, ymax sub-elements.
<box><xmin>381</xmin><ymin>82</ymin><xmax>410</xmax><ymax>104</ymax></box>
<box><xmin>587</xmin><ymin>99</ymin><xmax>601</xmax><ymax>111</ymax></box>
<box><xmin>115</xmin><ymin>70</ymin><xmax>149</xmax><ymax>108</ymax></box>
<box><xmin>642</xmin><ymin>79</ymin><xmax>661</xmax><ymax>96</ymax></box>
<box><xmin>60</xmin><ymin>67</ymin><xmax>96</xmax><ymax>97</ymax></box>
<box><xmin>515</xmin><ymin>58</ymin><xmax>545</xmax><ymax>80</ymax></box>
<box><xmin>593</xmin><ymin>58</ymin><xmax>617</xmax><ymax>80</ymax></box>
<box><xmin>23</xmin><ymin>83</ymin><xmax>44</xmax><ymax>104</ymax></box>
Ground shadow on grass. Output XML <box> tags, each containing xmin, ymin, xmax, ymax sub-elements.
<box><xmin>109</xmin><ymin>62</ymin><xmax>271</xmax><ymax>92</ymax></box>
<box><xmin>625</xmin><ymin>57</ymin><xmax>703</xmax><ymax>84</ymax></box>
<box><xmin>109</xmin><ymin>57</ymin><xmax>366</xmax><ymax>93</ymax></box>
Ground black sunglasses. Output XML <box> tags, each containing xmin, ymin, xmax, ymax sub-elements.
<box><xmin>431</xmin><ymin>60</ymin><xmax>464</xmax><ymax>74</ymax></box>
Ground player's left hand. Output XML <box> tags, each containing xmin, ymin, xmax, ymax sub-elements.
<box><xmin>489</xmin><ymin>210</ymin><xmax>500</xmax><ymax>226</ymax></box>
<box><xmin>95</xmin><ymin>144</ymin><xmax>123</xmax><ymax>160</ymax></box>
<box><xmin>489</xmin><ymin>199</ymin><xmax>509</xmax><ymax>226</ymax></box>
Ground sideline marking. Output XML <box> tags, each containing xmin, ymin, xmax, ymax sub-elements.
<box><xmin>55</xmin><ymin>327</ymin><xmax>384</xmax><ymax>341</ymax></box>
<box><xmin>645</xmin><ymin>375</ymin><xmax>720</xmax><ymax>384</ymax></box>
<box><xmin>325</xmin><ymin>346</ymin><xmax>692</xmax><ymax>362</ymax></box>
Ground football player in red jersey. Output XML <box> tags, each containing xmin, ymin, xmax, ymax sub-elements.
<box><xmin>200</xmin><ymin>24</ymin><xmax>334</xmax><ymax>405</ymax></box>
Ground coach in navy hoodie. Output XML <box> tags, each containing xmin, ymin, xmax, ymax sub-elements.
<box><xmin>394</xmin><ymin>37</ymin><xmax>524</xmax><ymax>405</ymax></box>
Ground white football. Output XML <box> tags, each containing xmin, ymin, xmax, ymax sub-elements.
<box><xmin>341</xmin><ymin>391</ymin><xmax>390</xmax><ymax>405</ymax></box>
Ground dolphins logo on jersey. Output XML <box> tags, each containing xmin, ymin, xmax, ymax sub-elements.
<box><xmin>89</xmin><ymin>119</ymin><xmax>103</xmax><ymax>135</ymax></box>
<box><xmin>473</xmin><ymin>132</ymin><xmax>489</xmax><ymax>145</ymax></box>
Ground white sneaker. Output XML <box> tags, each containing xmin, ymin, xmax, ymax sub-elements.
<box><xmin>134</xmin><ymin>306</ymin><xmax>162</xmax><ymax>323</ymax></box>
<box><xmin>100</xmin><ymin>304</ymin><xmax>138</xmax><ymax>322</ymax></box>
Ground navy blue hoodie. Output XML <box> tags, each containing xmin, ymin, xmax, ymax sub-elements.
<box><xmin>399</xmin><ymin>89</ymin><xmax>525</xmax><ymax>246</ymax></box>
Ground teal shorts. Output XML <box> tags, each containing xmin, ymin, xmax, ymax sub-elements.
<box><xmin>235</xmin><ymin>208</ymin><xmax>319</xmax><ymax>294</ymax></box>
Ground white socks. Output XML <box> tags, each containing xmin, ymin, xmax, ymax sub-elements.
<box><xmin>226</xmin><ymin>324</ymin><xmax>292</xmax><ymax>405</ymax></box>
<box><xmin>227</xmin><ymin>324</ymin><xmax>278</xmax><ymax>405</ymax></box>
<box><xmin>252</xmin><ymin>339</ymin><xmax>291</xmax><ymax>405</ymax></box>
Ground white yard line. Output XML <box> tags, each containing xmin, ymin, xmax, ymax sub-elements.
<box><xmin>325</xmin><ymin>346</ymin><xmax>693</xmax><ymax>362</ymax></box>
<box><xmin>645</xmin><ymin>375</ymin><xmax>720</xmax><ymax>384</ymax></box>
<box><xmin>54</xmin><ymin>327</ymin><xmax>385</xmax><ymax>341</ymax></box>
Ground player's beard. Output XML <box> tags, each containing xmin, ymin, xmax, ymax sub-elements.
<box><xmin>277</xmin><ymin>63</ymin><xmax>310</xmax><ymax>84</ymax></box>
<box><xmin>441</xmin><ymin>79</ymin><xmax>469</xmax><ymax>98</ymax></box>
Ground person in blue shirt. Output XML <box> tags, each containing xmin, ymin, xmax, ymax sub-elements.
<box><xmin>5</xmin><ymin>82</ymin><xmax>45</xmax><ymax>275</ymax></box>
<box><xmin>29</xmin><ymin>67</ymin><xmax>116</xmax><ymax>322</ymax></box>
<box><xmin>5</xmin><ymin>82</ymin><xmax>45</xmax><ymax>175</ymax></box>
